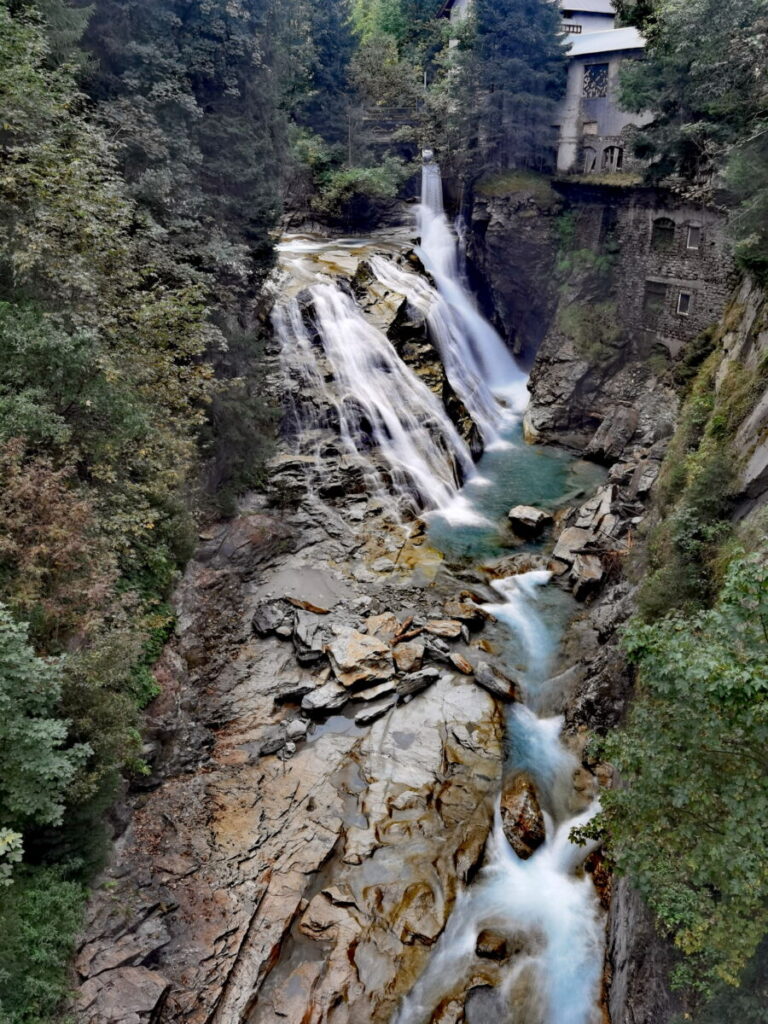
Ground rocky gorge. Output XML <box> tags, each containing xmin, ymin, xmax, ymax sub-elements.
<box><xmin>71</xmin><ymin>169</ymin><xmax>768</xmax><ymax>1024</ymax></box>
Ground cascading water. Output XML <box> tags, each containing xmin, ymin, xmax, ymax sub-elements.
<box><xmin>272</xmin><ymin>162</ymin><xmax>529</xmax><ymax>522</ymax></box>
<box><xmin>274</xmin><ymin>277</ymin><xmax>474</xmax><ymax>512</ymax></box>
<box><xmin>272</xmin><ymin>158</ymin><xmax>605</xmax><ymax>1024</ymax></box>
<box><xmin>393</xmin><ymin>568</ymin><xmax>605</xmax><ymax>1024</ymax></box>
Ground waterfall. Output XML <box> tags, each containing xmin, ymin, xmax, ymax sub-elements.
<box><xmin>274</xmin><ymin>276</ymin><xmax>476</xmax><ymax>515</ymax></box>
<box><xmin>417</xmin><ymin>158</ymin><xmax>530</xmax><ymax>438</ymax></box>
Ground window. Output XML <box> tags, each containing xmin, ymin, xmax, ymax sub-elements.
<box><xmin>564</xmin><ymin>22</ymin><xmax>582</xmax><ymax>32</ymax></box>
<box><xmin>583</xmin><ymin>63</ymin><xmax>609</xmax><ymax>98</ymax></box>
<box><xmin>602</xmin><ymin>146</ymin><xmax>623</xmax><ymax>171</ymax></box>
<box><xmin>583</xmin><ymin>121</ymin><xmax>598</xmax><ymax>136</ymax></box>
<box><xmin>582</xmin><ymin>147</ymin><xmax>597</xmax><ymax>173</ymax></box>
<box><xmin>651</xmin><ymin>217</ymin><xmax>675</xmax><ymax>251</ymax></box>
<box><xmin>677</xmin><ymin>291</ymin><xmax>692</xmax><ymax>316</ymax></box>
<box><xmin>643</xmin><ymin>281</ymin><xmax>667</xmax><ymax>318</ymax></box>
<box><xmin>686</xmin><ymin>225</ymin><xmax>702</xmax><ymax>250</ymax></box>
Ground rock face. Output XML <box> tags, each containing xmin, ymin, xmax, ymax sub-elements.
<box><xmin>468</xmin><ymin>185</ymin><xmax>562</xmax><ymax>361</ymax></box>
<box><xmin>499</xmin><ymin>773</ymin><xmax>546</xmax><ymax>860</ymax></box>
<box><xmin>72</xmin><ymin>503</ymin><xmax>505</xmax><ymax>1024</ymax></box>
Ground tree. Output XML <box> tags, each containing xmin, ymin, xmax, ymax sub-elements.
<box><xmin>579</xmin><ymin>550</ymin><xmax>768</xmax><ymax>997</ymax></box>
<box><xmin>0</xmin><ymin>606</ymin><xmax>89</xmax><ymax>832</ymax></box>
<box><xmin>470</xmin><ymin>0</ymin><xmax>566</xmax><ymax>172</ymax></box>
<box><xmin>616</xmin><ymin>0</ymin><xmax>768</xmax><ymax>275</ymax></box>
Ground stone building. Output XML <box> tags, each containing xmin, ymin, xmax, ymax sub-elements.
<box><xmin>555</xmin><ymin>181</ymin><xmax>733</xmax><ymax>355</ymax></box>
<box><xmin>554</xmin><ymin>2</ymin><xmax>651</xmax><ymax>174</ymax></box>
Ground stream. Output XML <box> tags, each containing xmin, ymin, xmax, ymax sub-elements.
<box><xmin>270</xmin><ymin>160</ymin><xmax>608</xmax><ymax>1023</ymax></box>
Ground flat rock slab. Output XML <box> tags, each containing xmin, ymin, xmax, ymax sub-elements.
<box><xmin>327</xmin><ymin>627</ymin><xmax>394</xmax><ymax>687</ymax></box>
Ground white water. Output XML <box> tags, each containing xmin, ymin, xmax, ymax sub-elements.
<box><xmin>272</xmin><ymin>164</ymin><xmax>529</xmax><ymax>524</ymax></box>
<box><xmin>273</xmin><ymin>162</ymin><xmax>605</xmax><ymax>1023</ymax></box>
<box><xmin>274</xmin><ymin>281</ymin><xmax>475</xmax><ymax>513</ymax></box>
<box><xmin>394</xmin><ymin>573</ymin><xmax>605</xmax><ymax>1024</ymax></box>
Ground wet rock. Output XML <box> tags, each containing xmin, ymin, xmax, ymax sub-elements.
<box><xmin>393</xmin><ymin>640</ymin><xmax>425</xmax><ymax>674</ymax></box>
<box><xmin>473</xmin><ymin>662</ymin><xmax>523</xmax><ymax>703</ymax></box>
<box><xmin>475</xmin><ymin>929</ymin><xmax>510</xmax><ymax>960</ymax></box>
<box><xmin>508</xmin><ymin>505</ymin><xmax>553</xmax><ymax>536</ymax></box>
<box><xmin>500</xmin><ymin>772</ymin><xmax>546</xmax><ymax>859</ymax></box>
<box><xmin>326</xmin><ymin>627</ymin><xmax>394</xmax><ymax>688</ymax></box>
<box><xmin>355</xmin><ymin>697</ymin><xmax>397</xmax><ymax>726</ymax></box>
<box><xmin>258</xmin><ymin>727</ymin><xmax>287</xmax><ymax>757</ymax></box>
<box><xmin>483</xmin><ymin>553</ymin><xmax>550</xmax><ymax>578</ymax></box>
<box><xmin>285</xmin><ymin>718</ymin><xmax>309</xmax><ymax>741</ymax></box>
<box><xmin>395</xmin><ymin>666</ymin><xmax>441</xmax><ymax>698</ymax></box>
<box><xmin>449</xmin><ymin>652</ymin><xmax>474</xmax><ymax>675</ymax></box>
<box><xmin>424</xmin><ymin>619</ymin><xmax>463</xmax><ymax>639</ymax></box>
<box><xmin>443</xmin><ymin>597</ymin><xmax>488</xmax><ymax>630</ymax></box>
<box><xmin>301</xmin><ymin>680</ymin><xmax>349</xmax><ymax>713</ymax></box>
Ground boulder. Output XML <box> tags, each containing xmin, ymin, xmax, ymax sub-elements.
<box><xmin>442</xmin><ymin>598</ymin><xmax>488</xmax><ymax>630</ymax></box>
<box><xmin>449</xmin><ymin>652</ymin><xmax>474</xmax><ymax>675</ymax></box>
<box><xmin>552</xmin><ymin>526</ymin><xmax>594</xmax><ymax>564</ymax></box>
<box><xmin>508</xmin><ymin>505</ymin><xmax>553</xmax><ymax>537</ymax></box>
<box><xmin>395</xmin><ymin>666</ymin><xmax>441</xmax><ymax>698</ymax></box>
<box><xmin>570</xmin><ymin>553</ymin><xmax>605</xmax><ymax>600</ymax></box>
<box><xmin>500</xmin><ymin>773</ymin><xmax>546</xmax><ymax>859</ymax></box>
<box><xmin>475</xmin><ymin>929</ymin><xmax>510</xmax><ymax>960</ymax></box>
<box><xmin>293</xmin><ymin>610</ymin><xmax>330</xmax><ymax>663</ymax></box>
<box><xmin>393</xmin><ymin>640</ymin><xmax>425</xmax><ymax>674</ymax></box>
<box><xmin>473</xmin><ymin>662</ymin><xmax>522</xmax><ymax>703</ymax></box>
<box><xmin>326</xmin><ymin>627</ymin><xmax>394</xmax><ymax>688</ymax></box>
<box><xmin>301</xmin><ymin>680</ymin><xmax>349</xmax><ymax>714</ymax></box>
<box><xmin>365</xmin><ymin>612</ymin><xmax>401</xmax><ymax>644</ymax></box>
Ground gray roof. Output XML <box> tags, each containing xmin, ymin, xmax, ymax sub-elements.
<box><xmin>567</xmin><ymin>26</ymin><xmax>645</xmax><ymax>55</ymax></box>
<box><xmin>560</xmin><ymin>0</ymin><xmax>616</xmax><ymax>13</ymax></box>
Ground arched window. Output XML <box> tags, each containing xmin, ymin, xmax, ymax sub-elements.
<box><xmin>651</xmin><ymin>217</ymin><xmax>675</xmax><ymax>251</ymax></box>
<box><xmin>582</xmin><ymin>147</ymin><xmax>597</xmax><ymax>173</ymax></box>
<box><xmin>601</xmin><ymin>146</ymin><xmax>623</xmax><ymax>171</ymax></box>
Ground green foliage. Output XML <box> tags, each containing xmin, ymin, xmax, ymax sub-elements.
<box><xmin>0</xmin><ymin>607</ymin><xmax>88</xmax><ymax>834</ymax></box>
<box><xmin>579</xmin><ymin>549</ymin><xmax>768</xmax><ymax>996</ymax></box>
<box><xmin>313</xmin><ymin>157</ymin><xmax>410</xmax><ymax>220</ymax></box>
<box><xmin>617</xmin><ymin>0</ymin><xmax>768</xmax><ymax>275</ymax></box>
<box><xmin>469</xmin><ymin>0</ymin><xmax>567</xmax><ymax>172</ymax></box>
<box><xmin>637</xmin><ymin>352</ymin><xmax>741</xmax><ymax>619</ymax></box>
<box><xmin>0</xmin><ymin>830</ymin><xmax>23</xmax><ymax>888</ymax></box>
<box><xmin>0</xmin><ymin>865</ymin><xmax>87</xmax><ymax>1024</ymax></box>
<box><xmin>556</xmin><ymin>300</ymin><xmax>622</xmax><ymax>363</ymax></box>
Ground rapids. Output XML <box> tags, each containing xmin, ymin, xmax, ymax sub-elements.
<box><xmin>271</xmin><ymin>158</ymin><xmax>605</xmax><ymax>1024</ymax></box>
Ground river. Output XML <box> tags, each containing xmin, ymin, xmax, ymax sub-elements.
<box><xmin>269</xmin><ymin>160</ymin><xmax>608</xmax><ymax>1024</ymax></box>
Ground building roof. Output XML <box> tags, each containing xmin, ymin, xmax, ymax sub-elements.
<box><xmin>567</xmin><ymin>25</ymin><xmax>645</xmax><ymax>55</ymax></box>
<box><xmin>560</xmin><ymin>0</ymin><xmax>616</xmax><ymax>13</ymax></box>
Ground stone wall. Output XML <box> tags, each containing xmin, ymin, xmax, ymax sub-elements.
<box><xmin>524</xmin><ymin>182</ymin><xmax>734</xmax><ymax>457</ymax></box>
<box><xmin>557</xmin><ymin>182</ymin><xmax>734</xmax><ymax>354</ymax></box>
